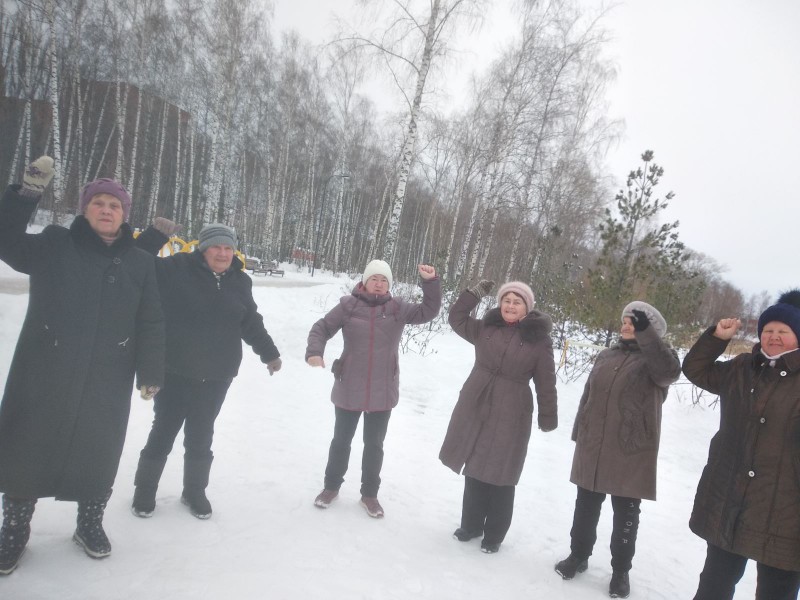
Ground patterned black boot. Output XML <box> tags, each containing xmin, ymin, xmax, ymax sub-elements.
<box><xmin>74</xmin><ymin>490</ymin><xmax>112</xmax><ymax>559</ymax></box>
<box><xmin>0</xmin><ymin>496</ymin><xmax>37</xmax><ymax>575</ymax></box>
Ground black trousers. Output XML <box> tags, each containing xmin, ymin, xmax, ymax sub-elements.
<box><xmin>140</xmin><ymin>372</ymin><xmax>231</xmax><ymax>461</ymax></box>
<box><xmin>323</xmin><ymin>407</ymin><xmax>391</xmax><ymax>497</ymax></box>
<box><xmin>569</xmin><ymin>486</ymin><xmax>641</xmax><ymax>572</ymax></box>
<box><xmin>694</xmin><ymin>543</ymin><xmax>800</xmax><ymax>600</ymax></box>
<box><xmin>460</xmin><ymin>476</ymin><xmax>516</xmax><ymax>545</ymax></box>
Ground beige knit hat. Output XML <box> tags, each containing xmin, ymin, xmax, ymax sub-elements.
<box><xmin>496</xmin><ymin>281</ymin><xmax>535</xmax><ymax>313</ymax></box>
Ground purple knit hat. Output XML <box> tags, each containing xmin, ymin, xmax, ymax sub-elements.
<box><xmin>497</xmin><ymin>281</ymin><xmax>535</xmax><ymax>313</ymax></box>
<box><xmin>80</xmin><ymin>178</ymin><xmax>132</xmax><ymax>221</ymax></box>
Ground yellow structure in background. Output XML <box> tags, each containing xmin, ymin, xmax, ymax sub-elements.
<box><xmin>133</xmin><ymin>233</ymin><xmax>248</xmax><ymax>270</ymax></box>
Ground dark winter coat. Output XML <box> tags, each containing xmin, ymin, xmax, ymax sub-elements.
<box><xmin>570</xmin><ymin>326</ymin><xmax>680</xmax><ymax>501</ymax></box>
<box><xmin>0</xmin><ymin>185</ymin><xmax>165</xmax><ymax>501</ymax></box>
<box><xmin>136</xmin><ymin>228</ymin><xmax>280</xmax><ymax>381</ymax></box>
<box><xmin>439</xmin><ymin>290</ymin><xmax>558</xmax><ymax>487</ymax></box>
<box><xmin>682</xmin><ymin>329</ymin><xmax>800</xmax><ymax>571</ymax></box>
<box><xmin>305</xmin><ymin>277</ymin><xmax>441</xmax><ymax>412</ymax></box>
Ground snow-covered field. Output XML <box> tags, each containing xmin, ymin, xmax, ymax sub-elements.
<box><xmin>0</xmin><ymin>259</ymin><xmax>756</xmax><ymax>599</ymax></box>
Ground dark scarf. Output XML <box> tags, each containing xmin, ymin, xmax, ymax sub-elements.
<box><xmin>69</xmin><ymin>215</ymin><xmax>133</xmax><ymax>257</ymax></box>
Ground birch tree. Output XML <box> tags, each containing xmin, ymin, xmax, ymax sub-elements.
<box><xmin>341</xmin><ymin>0</ymin><xmax>485</xmax><ymax>266</ymax></box>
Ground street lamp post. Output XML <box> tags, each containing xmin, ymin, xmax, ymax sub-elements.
<box><xmin>311</xmin><ymin>172</ymin><xmax>349</xmax><ymax>277</ymax></box>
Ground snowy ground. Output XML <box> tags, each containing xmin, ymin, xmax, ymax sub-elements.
<box><xmin>0</xmin><ymin>258</ymin><xmax>757</xmax><ymax>599</ymax></box>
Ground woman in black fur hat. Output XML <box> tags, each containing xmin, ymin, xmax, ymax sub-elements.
<box><xmin>682</xmin><ymin>290</ymin><xmax>800</xmax><ymax>600</ymax></box>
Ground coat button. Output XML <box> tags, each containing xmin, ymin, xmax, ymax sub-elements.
<box><xmin>113</xmin><ymin>258</ymin><xmax>121</xmax><ymax>264</ymax></box>
<box><xmin>760</xmin><ymin>417</ymin><xmax>766</xmax><ymax>424</ymax></box>
<box><xmin>107</xmin><ymin>275</ymin><xmax>116</xmax><ymax>284</ymax></box>
<box><xmin>748</xmin><ymin>470</ymin><xmax>755</xmax><ymax>478</ymax></box>
<box><xmin>780</xmin><ymin>371</ymin><xmax>787</xmax><ymax>377</ymax></box>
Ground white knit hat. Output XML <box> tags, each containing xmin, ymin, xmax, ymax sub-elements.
<box><xmin>621</xmin><ymin>301</ymin><xmax>667</xmax><ymax>338</ymax></box>
<box><xmin>362</xmin><ymin>259</ymin><xmax>393</xmax><ymax>288</ymax></box>
<box><xmin>497</xmin><ymin>281</ymin><xmax>535</xmax><ymax>313</ymax></box>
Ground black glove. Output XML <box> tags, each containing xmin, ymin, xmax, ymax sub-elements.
<box><xmin>631</xmin><ymin>309</ymin><xmax>650</xmax><ymax>332</ymax></box>
<box><xmin>467</xmin><ymin>280</ymin><xmax>495</xmax><ymax>299</ymax></box>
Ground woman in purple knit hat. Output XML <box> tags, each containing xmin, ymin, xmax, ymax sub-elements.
<box><xmin>0</xmin><ymin>159</ymin><xmax>164</xmax><ymax>574</ymax></box>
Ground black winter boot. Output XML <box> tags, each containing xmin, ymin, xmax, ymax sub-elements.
<box><xmin>182</xmin><ymin>456</ymin><xmax>213</xmax><ymax>519</ymax></box>
<box><xmin>74</xmin><ymin>490</ymin><xmax>112</xmax><ymax>559</ymax></box>
<box><xmin>453</xmin><ymin>528</ymin><xmax>483</xmax><ymax>542</ymax></box>
<box><xmin>609</xmin><ymin>570</ymin><xmax>630</xmax><ymax>598</ymax></box>
<box><xmin>132</xmin><ymin>455</ymin><xmax>168</xmax><ymax>518</ymax></box>
<box><xmin>555</xmin><ymin>553</ymin><xmax>589</xmax><ymax>579</ymax></box>
<box><xmin>0</xmin><ymin>496</ymin><xmax>37</xmax><ymax>575</ymax></box>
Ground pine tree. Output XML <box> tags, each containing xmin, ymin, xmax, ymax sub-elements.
<box><xmin>583</xmin><ymin>150</ymin><xmax>698</xmax><ymax>346</ymax></box>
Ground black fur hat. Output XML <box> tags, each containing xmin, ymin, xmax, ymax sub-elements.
<box><xmin>757</xmin><ymin>290</ymin><xmax>800</xmax><ymax>340</ymax></box>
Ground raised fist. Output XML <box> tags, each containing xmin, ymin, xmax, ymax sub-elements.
<box><xmin>21</xmin><ymin>156</ymin><xmax>55</xmax><ymax>197</ymax></box>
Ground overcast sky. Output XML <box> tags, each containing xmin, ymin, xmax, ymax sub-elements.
<box><xmin>272</xmin><ymin>0</ymin><xmax>800</xmax><ymax>302</ymax></box>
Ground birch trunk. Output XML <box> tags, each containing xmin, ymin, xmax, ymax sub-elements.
<box><xmin>46</xmin><ymin>0</ymin><xmax>64</xmax><ymax>214</ymax></box>
<box><xmin>382</xmin><ymin>0</ymin><xmax>441</xmax><ymax>262</ymax></box>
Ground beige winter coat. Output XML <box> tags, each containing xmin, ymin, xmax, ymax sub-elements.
<box><xmin>570</xmin><ymin>326</ymin><xmax>680</xmax><ymax>500</ymax></box>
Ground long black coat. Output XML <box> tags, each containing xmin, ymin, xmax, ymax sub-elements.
<box><xmin>136</xmin><ymin>228</ymin><xmax>280</xmax><ymax>380</ymax></box>
<box><xmin>0</xmin><ymin>185</ymin><xmax>165</xmax><ymax>500</ymax></box>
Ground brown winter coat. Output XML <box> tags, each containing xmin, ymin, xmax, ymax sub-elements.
<box><xmin>570</xmin><ymin>326</ymin><xmax>680</xmax><ymax>501</ymax></box>
<box><xmin>682</xmin><ymin>329</ymin><xmax>800</xmax><ymax>571</ymax></box>
<box><xmin>439</xmin><ymin>290</ymin><xmax>558</xmax><ymax>487</ymax></box>
<box><xmin>305</xmin><ymin>277</ymin><xmax>441</xmax><ymax>412</ymax></box>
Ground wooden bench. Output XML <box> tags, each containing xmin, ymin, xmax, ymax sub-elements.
<box><xmin>251</xmin><ymin>262</ymin><xmax>284</xmax><ymax>277</ymax></box>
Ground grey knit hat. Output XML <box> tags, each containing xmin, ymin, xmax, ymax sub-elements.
<box><xmin>198</xmin><ymin>223</ymin><xmax>237</xmax><ymax>252</ymax></box>
<box><xmin>621</xmin><ymin>301</ymin><xmax>667</xmax><ymax>338</ymax></box>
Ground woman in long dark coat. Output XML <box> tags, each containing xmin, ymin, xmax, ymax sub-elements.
<box><xmin>554</xmin><ymin>301</ymin><xmax>680</xmax><ymax>599</ymax></box>
<box><xmin>440</xmin><ymin>280</ymin><xmax>558</xmax><ymax>554</ymax></box>
<box><xmin>683</xmin><ymin>292</ymin><xmax>800</xmax><ymax>600</ymax></box>
<box><xmin>0</xmin><ymin>158</ymin><xmax>165</xmax><ymax>574</ymax></box>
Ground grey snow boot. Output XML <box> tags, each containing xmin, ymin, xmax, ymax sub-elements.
<box><xmin>74</xmin><ymin>490</ymin><xmax>112</xmax><ymax>558</ymax></box>
<box><xmin>0</xmin><ymin>496</ymin><xmax>37</xmax><ymax>575</ymax></box>
<box><xmin>182</xmin><ymin>456</ymin><xmax>213</xmax><ymax>519</ymax></box>
<box><xmin>132</xmin><ymin>455</ymin><xmax>168</xmax><ymax>518</ymax></box>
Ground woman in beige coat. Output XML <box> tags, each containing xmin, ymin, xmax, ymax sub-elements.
<box><xmin>555</xmin><ymin>301</ymin><xmax>680</xmax><ymax>598</ymax></box>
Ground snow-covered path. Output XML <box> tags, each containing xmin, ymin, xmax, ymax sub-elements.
<box><xmin>0</xmin><ymin>261</ymin><xmax>756</xmax><ymax>599</ymax></box>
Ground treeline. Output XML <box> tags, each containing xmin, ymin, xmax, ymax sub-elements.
<box><xmin>0</xmin><ymin>0</ymin><xmax>758</xmax><ymax>347</ymax></box>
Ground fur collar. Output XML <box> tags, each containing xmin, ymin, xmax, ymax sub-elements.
<box><xmin>484</xmin><ymin>307</ymin><xmax>552</xmax><ymax>343</ymax></box>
